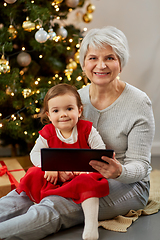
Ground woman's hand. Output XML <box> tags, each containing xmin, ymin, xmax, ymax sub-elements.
<box><xmin>44</xmin><ymin>171</ymin><xmax>58</xmax><ymax>184</ymax></box>
<box><xmin>89</xmin><ymin>152</ymin><xmax>122</xmax><ymax>179</ymax></box>
<box><xmin>58</xmin><ymin>171</ymin><xmax>75</xmax><ymax>182</ymax></box>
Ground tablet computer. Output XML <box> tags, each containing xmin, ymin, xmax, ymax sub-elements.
<box><xmin>41</xmin><ymin>148</ymin><xmax>114</xmax><ymax>172</ymax></box>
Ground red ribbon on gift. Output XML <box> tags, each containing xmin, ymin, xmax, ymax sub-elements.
<box><xmin>0</xmin><ymin>160</ymin><xmax>24</xmax><ymax>190</ymax></box>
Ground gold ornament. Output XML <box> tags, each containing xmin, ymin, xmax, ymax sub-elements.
<box><xmin>64</xmin><ymin>68</ymin><xmax>73</xmax><ymax>81</ymax></box>
<box><xmin>8</xmin><ymin>24</ymin><xmax>17</xmax><ymax>39</ymax></box>
<box><xmin>53</xmin><ymin>0</ymin><xmax>63</xmax><ymax>3</ymax></box>
<box><xmin>22</xmin><ymin>17</ymin><xmax>35</xmax><ymax>32</ymax></box>
<box><xmin>65</xmin><ymin>0</ymin><xmax>79</xmax><ymax>8</ymax></box>
<box><xmin>74</xmin><ymin>50</ymin><xmax>80</xmax><ymax>64</ymax></box>
<box><xmin>0</xmin><ymin>55</ymin><xmax>10</xmax><ymax>74</ymax></box>
<box><xmin>22</xmin><ymin>88</ymin><xmax>32</xmax><ymax>98</ymax></box>
<box><xmin>35</xmin><ymin>108</ymin><xmax>40</xmax><ymax>113</ymax></box>
<box><xmin>87</xmin><ymin>3</ymin><xmax>96</xmax><ymax>13</ymax></box>
<box><xmin>83</xmin><ymin>13</ymin><xmax>93</xmax><ymax>23</ymax></box>
<box><xmin>67</xmin><ymin>59</ymin><xmax>77</xmax><ymax>70</ymax></box>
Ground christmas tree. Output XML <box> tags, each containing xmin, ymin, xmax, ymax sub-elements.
<box><xmin>0</xmin><ymin>0</ymin><xmax>95</xmax><ymax>155</ymax></box>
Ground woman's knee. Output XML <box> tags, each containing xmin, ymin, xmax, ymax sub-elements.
<box><xmin>40</xmin><ymin>196</ymin><xmax>84</xmax><ymax>229</ymax></box>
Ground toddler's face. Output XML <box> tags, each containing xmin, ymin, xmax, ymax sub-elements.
<box><xmin>46</xmin><ymin>93</ymin><xmax>82</xmax><ymax>138</ymax></box>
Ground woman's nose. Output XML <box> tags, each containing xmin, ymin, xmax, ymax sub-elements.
<box><xmin>97</xmin><ymin>60</ymin><xmax>106</xmax><ymax>69</ymax></box>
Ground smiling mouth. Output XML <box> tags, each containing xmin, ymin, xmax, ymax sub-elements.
<box><xmin>94</xmin><ymin>72</ymin><xmax>110</xmax><ymax>76</ymax></box>
<box><xmin>59</xmin><ymin>119</ymin><xmax>70</xmax><ymax>122</ymax></box>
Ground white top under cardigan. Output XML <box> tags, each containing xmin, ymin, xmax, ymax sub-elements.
<box><xmin>78</xmin><ymin>83</ymin><xmax>155</xmax><ymax>184</ymax></box>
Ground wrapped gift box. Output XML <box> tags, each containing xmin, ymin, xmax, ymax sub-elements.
<box><xmin>0</xmin><ymin>159</ymin><xmax>26</xmax><ymax>198</ymax></box>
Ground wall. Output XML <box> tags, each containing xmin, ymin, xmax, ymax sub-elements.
<box><xmin>65</xmin><ymin>0</ymin><xmax>160</xmax><ymax>155</ymax></box>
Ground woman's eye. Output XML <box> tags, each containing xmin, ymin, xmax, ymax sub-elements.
<box><xmin>107</xmin><ymin>57</ymin><xmax>114</xmax><ymax>60</ymax></box>
<box><xmin>89</xmin><ymin>57</ymin><xmax>96</xmax><ymax>60</ymax></box>
<box><xmin>67</xmin><ymin>107</ymin><xmax>73</xmax><ymax>111</ymax></box>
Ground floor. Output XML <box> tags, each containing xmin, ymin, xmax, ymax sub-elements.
<box><xmin>43</xmin><ymin>156</ymin><xmax>160</xmax><ymax>240</ymax></box>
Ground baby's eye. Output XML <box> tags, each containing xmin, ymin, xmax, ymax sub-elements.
<box><xmin>67</xmin><ymin>107</ymin><xmax>73</xmax><ymax>111</ymax></box>
<box><xmin>53</xmin><ymin>109</ymin><xmax>58</xmax><ymax>113</ymax></box>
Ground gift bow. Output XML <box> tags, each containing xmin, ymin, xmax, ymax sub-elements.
<box><xmin>0</xmin><ymin>161</ymin><xmax>23</xmax><ymax>190</ymax></box>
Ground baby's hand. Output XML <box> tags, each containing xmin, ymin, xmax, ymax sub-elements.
<box><xmin>73</xmin><ymin>171</ymin><xmax>89</xmax><ymax>175</ymax></box>
<box><xmin>58</xmin><ymin>171</ymin><xmax>75</xmax><ymax>182</ymax></box>
<box><xmin>44</xmin><ymin>171</ymin><xmax>58</xmax><ymax>184</ymax></box>
<box><xmin>72</xmin><ymin>171</ymin><xmax>81</xmax><ymax>176</ymax></box>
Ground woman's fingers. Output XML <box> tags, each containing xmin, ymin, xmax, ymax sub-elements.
<box><xmin>89</xmin><ymin>154</ymin><xmax>122</xmax><ymax>179</ymax></box>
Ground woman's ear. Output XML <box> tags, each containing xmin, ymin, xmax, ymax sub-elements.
<box><xmin>82</xmin><ymin>67</ymin><xmax>86</xmax><ymax>75</ymax></box>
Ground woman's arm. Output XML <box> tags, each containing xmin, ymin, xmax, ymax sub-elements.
<box><xmin>90</xmin><ymin>96</ymin><xmax>155</xmax><ymax>183</ymax></box>
<box><xmin>117</xmin><ymin>99</ymin><xmax>155</xmax><ymax>183</ymax></box>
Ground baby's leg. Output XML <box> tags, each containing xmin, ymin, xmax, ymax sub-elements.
<box><xmin>81</xmin><ymin>197</ymin><xmax>99</xmax><ymax>240</ymax></box>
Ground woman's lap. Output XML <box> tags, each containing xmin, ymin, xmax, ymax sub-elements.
<box><xmin>0</xmin><ymin>191</ymin><xmax>83</xmax><ymax>239</ymax></box>
<box><xmin>0</xmin><ymin>179</ymin><xmax>149</xmax><ymax>239</ymax></box>
<box><xmin>0</xmin><ymin>190</ymin><xmax>34</xmax><ymax>222</ymax></box>
<box><xmin>99</xmin><ymin>179</ymin><xmax>149</xmax><ymax>220</ymax></box>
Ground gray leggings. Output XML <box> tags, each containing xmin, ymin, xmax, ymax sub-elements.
<box><xmin>0</xmin><ymin>179</ymin><xmax>149</xmax><ymax>240</ymax></box>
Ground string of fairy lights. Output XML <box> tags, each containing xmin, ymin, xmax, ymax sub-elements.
<box><xmin>0</xmin><ymin>0</ymin><xmax>95</xmax><ymax>139</ymax></box>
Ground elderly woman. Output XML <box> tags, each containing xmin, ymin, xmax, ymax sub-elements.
<box><xmin>0</xmin><ymin>26</ymin><xmax>155</xmax><ymax>240</ymax></box>
<box><xmin>78</xmin><ymin>26</ymin><xmax>155</xmax><ymax>213</ymax></box>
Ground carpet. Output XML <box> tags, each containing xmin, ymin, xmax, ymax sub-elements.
<box><xmin>98</xmin><ymin>170</ymin><xmax>160</xmax><ymax>232</ymax></box>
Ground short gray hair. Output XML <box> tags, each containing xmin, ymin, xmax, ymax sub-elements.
<box><xmin>79</xmin><ymin>26</ymin><xmax>129</xmax><ymax>70</ymax></box>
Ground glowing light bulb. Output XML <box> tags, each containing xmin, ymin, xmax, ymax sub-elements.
<box><xmin>35</xmin><ymin>81</ymin><xmax>39</xmax><ymax>85</ymax></box>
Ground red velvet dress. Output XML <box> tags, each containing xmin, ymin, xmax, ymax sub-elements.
<box><xmin>16</xmin><ymin>120</ymin><xmax>109</xmax><ymax>204</ymax></box>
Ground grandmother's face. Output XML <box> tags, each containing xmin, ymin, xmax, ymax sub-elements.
<box><xmin>83</xmin><ymin>45</ymin><xmax>121</xmax><ymax>86</ymax></box>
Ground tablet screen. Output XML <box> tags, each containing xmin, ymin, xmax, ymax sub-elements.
<box><xmin>41</xmin><ymin>148</ymin><xmax>114</xmax><ymax>172</ymax></box>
